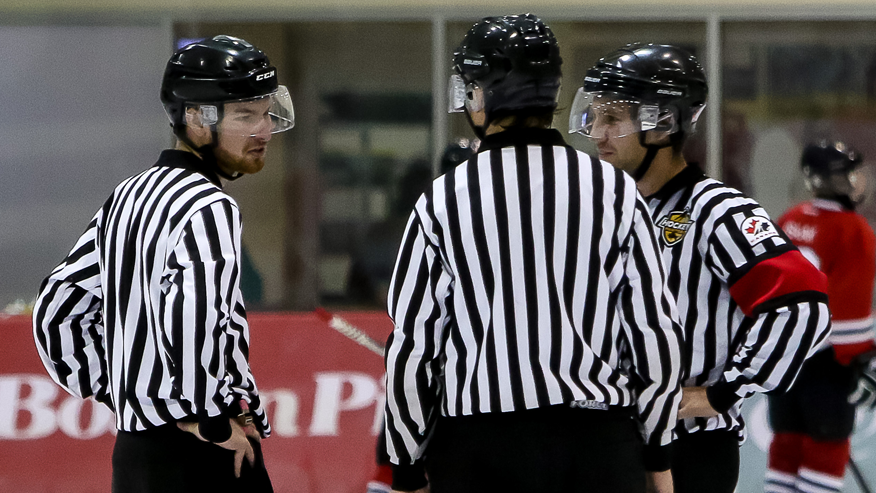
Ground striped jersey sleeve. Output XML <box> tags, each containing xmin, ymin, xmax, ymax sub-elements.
<box><xmin>615</xmin><ymin>196</ymin><xmax>685</xmax><ymax>450</ymax></box>
<box><xmin>163</xmin><ymin>200</ymin><xmax>270</xmax><ymax>434</ymax></box>
<box><xmin>33</xmin><ymin>152</ymin><xmax>270</xmax><ymax>439</ymax></box>
<box><xmin>699</xmin><ymin>195</ymin><xmax>830</xmax><ymax>411</ymax></box>
<box><xmin>384</xmin><ymin>206</ymin><xmax>452</xmax><ymax>466</ymax></box>
<box><xmin>33</xmin><ymin>212</ymin><xmax>112</xmax><ymax>407</ymax></box>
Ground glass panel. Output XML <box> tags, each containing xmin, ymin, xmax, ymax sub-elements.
<box><xmin>0</xmin><ymin>24</ymin><xmax>169</xmax><ymax>311</ymax></box>
<box><xmin>722</xmin><ymin>21</ymin><xmax>876</xmax><ymax>216</ymax></box>
<box><xmin>176</xmin><ymin>22</ymin><xmax>433</xmax><ymax>309</ymax></box>
<box><xmin>723</xmin><ymin>21</ymin><xmax>876</xmax><ymax>493</ymax></box>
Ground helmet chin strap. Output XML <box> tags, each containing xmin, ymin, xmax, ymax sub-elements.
<box><xmin>176</xmin><ymin>125</ymin><xmax>244</xmax><ymax>182</ymax></box>
<box><xmin>464</xmin><ymin>109</ymin><xmax>487</xmax><ymax>141</ymax></box>
<box><xmin>463</xmin><ymin>102</ymin><xmax>489</xmax><ymax>140</ymax></box>
<box><xmin>176</xmin><ymin>105</ymin><xmax>245</xmax><ymax>182</ymax></box>
<box><xmin>633</xmin><ymin>131</ymin><xmax>666</xmax><ymax>182</ymax></box>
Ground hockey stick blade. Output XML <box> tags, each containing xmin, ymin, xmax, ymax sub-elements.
<box><xmin>314</xmin><ymin>307</ymin><xmax>386</xmax><ymax>357</ymax></box>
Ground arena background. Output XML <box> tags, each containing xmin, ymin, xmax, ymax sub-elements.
<box><xmin>3</xmin><ymin>1</ymin><xmax>876</xmax><ymax>491</ymax></box>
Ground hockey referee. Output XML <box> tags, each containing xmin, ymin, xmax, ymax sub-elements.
<box><xmin>384</xmin><ymin>15</ymin><xmax>684</xmax><ymax>493</ymax></box>
<box><xmin>571</xmin><ymin>43</ymin><xmax>832</xmax><ymax>493</ymax></box>
<box><xmin>33</xmin><ymin>36</ymin><xmax>294</xmax><ymax>493</ymax></box>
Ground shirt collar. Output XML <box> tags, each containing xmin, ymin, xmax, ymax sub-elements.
<box><xmin>645</xmin><ymin>164</ymin><xmax>706</xmax><ymax>201</ymax></box>
<box><xmin>477</xmin><ymin>128</ymin><xmax>568</xmax><ymax>152</ymax></box>
<box><xmin>811</xmin><ymin>198</ymin><xmax>846</xmax><ymax>212</ymax></box>
<box><xmin>154</xmin><ymin>149</ymin><xmax>223</xmax><ymax>188</ymax></box>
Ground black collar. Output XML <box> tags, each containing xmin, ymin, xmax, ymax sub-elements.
<box><xmin>154</xmin><ymin>149</ymin><xmax>223</xmax><ymax>188</ymax></box>
<box><xmin>477</xmin><ymin>128</ymin><xmax>567</xmax><ymax>152</ymax></box>
<box><xmin>645</xmin><ymin>163</ymin><xmax>706</xmax><ymax>201</ymax></box>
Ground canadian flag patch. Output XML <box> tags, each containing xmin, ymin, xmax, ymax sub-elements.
<box><xmin>740</xmin><ymin>215</ymin><xmax>779</xmax><ymax>246</ymax></box>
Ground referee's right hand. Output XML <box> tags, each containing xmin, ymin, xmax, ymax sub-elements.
<box><xmin>177</xmin><ymin>419</ymin><xmax>256</xmax><ymax>478</ymax></box>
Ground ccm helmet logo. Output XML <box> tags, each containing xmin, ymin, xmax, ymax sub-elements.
<box><xmin>256</xmin><ymin>70</ymin><xmax>275</xmax><ymax>81</ymax></box>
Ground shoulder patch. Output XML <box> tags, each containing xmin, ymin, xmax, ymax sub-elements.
<box><xmin>656</xmin><ymin>209</ymin><xmax>695</xmax><ymax>247</ymax></box>
<box><xmin>740</xmin><ymin>215</ymin><xmax>779</xmax><ymax>245</ymax></box>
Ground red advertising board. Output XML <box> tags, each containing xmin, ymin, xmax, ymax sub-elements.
<box><xmin>0</xmin><ymin>311</ymin><xmax>392</xmax><ymax>493</ymax></box>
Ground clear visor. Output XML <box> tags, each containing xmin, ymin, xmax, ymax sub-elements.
<box><xmin>196</xmin><ymin>85</ymin><xmax>295</xmax><ymax>138</ymax></box>
<box><xmin>448</xmin><ymin>74</ymin><xmax>467</xmax><ymax>113</ymax></box>
<box><xmin>568</xmin><ymin>88</ymin><xmax>674</xmax><ymax>139</ymax></box>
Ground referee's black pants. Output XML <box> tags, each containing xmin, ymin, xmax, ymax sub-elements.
<box><xmin>670</xmin><ymin>429</ymin><xmax>740</xmax><ymax>493</ymax></box>
<box><xmin>425</xmin><ymin>404</ymin><xmax>646</xmax><ymax>493</ymax></box>
<box><xmin>112</xmin><ymin>423</ymin><xmax>273</xmax><ymax>493</ymax></box>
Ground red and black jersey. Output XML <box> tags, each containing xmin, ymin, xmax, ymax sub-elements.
<box><xmin>779</xmin><ymin>199</ymin><xmax>876</xmax><ymax>365</ymax></box>
<box><xmin>645</xmin><ymin>165</ymin><xmax>831</xmax><ymax>437</ymax></box>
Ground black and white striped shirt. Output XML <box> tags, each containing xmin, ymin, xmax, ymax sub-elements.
<box><xmin>384</xmin><ymin>129</ymin><xmax>683</xmax><ymax>466</ymax></box>
<box><xmin>644</xmin><ymin>165</ymin><xmax>831</xmax><ymax>437</ymax></box>
<box><xmin>33</xmin><ymin>150</ymin><xmax>270</xmax><ymax>438</ymax></box>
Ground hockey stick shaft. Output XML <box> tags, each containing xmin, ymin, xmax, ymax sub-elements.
<box><xmin>849</xmin><ymin>455</ymin><xmax>873</xmax><ymax>493</ymax></box>
<box><xmin>314</xmin><ymin>307</ymin><xmax>386</xmax><ymax>357</ymax></box>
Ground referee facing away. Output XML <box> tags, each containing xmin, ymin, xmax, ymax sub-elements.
<box><xmin>33</xmin><ymin>35</ymin><xmax>294</xmax><ymax>493</ymax></box>
<box><xmin>384</xmin><ymin>15</ymin><xmax>684</xmax><ymax>493</ymax></box>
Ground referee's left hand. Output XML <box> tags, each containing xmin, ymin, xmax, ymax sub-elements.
<box><xmin>177</xmin><ymin>419</ymin><xmax>256</xmax><ymax>478</ymax></box>
<box><xmin>678</xmin><ymin>386</ymin><xmax>719</xmax><ymax>419</ymax></box>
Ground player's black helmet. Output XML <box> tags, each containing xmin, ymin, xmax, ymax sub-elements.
<box><xmin>160</xmin><ymin>35</ymin><xmax>294</xmax><ymax>137</ymax></box>
<box><xmin>802</xmin><ymin>140</ymin><xmax>862</xmax><ymax>177</ymax></box>
<box><xmin>570</xmin><ymin>43</ymin><xmax>707</xmax><ymax>140</ymax></box>
<box><xmin>440</xmin><ymin>139</ymin><xmax>476</xmax><ymax>175</ymax></box>
<box><xmin>801</xmin><ymin>140</ymin><xmax>866</xmax><ymax>206</ymax></box>
<box><xmin>450</xmin><ymin>14</ymin><xmax>562</xmax><ymax>121</ymax></box>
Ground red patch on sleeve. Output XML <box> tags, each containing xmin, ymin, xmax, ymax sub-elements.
<box><xmin>729</xmin><ymin>250</ymin><xmax>827</xmax><ymax>317</ymax></box>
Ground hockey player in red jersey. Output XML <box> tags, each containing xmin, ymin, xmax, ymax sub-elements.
<box><xmin>765</xmin><ymin>141</ymin><xmax>876</xmax><ymax>493</ymax></box>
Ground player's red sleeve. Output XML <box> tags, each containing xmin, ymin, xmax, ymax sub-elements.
<box><xmin>827</xmin><ymin>215</ymin><xmax>876</xmax><ymax>365</ymax></box>
<box><xmin>729</xmin><ymin>250</ymin><xmax>827</xmax><ymax>317</ymax></box>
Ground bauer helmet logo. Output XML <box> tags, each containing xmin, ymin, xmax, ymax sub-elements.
<box><xmin>463</xmin><ymin>59</ymin><xmax>483</xmax><ymax>66</ymax></box>
<box><xmin>256</xmin><ymin>70</ymin><xmax>275</xmax><ymax>81</ymax></box>
<box><xmin>657</xmin><ymin>89</ymin><xmax>683</xmax><ymax>96</ymax></box>
<box><xmin>656</xmin><ymin>210</ymin><xmax>694</xmax><ymax>247</ymax></box>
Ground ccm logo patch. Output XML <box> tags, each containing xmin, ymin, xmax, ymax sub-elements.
<box><xmin>740</xmin><ymin>215</ymin><xmax>779</xmax><ymax>245</ymax></box>
<box><xmin>256</xmin><ymin>70</ymin><xmax>275</xmax><ymax>81</ymax></box>
<box><xmin>656</xmin><ymin>209</ymin><xmax>694</xmax><ymax>247</ymax></box>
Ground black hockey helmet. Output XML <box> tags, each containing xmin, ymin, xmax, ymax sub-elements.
<box><xmin>802</xmin><ymin>140</ymin><xmax>862</xmax><ymax>176</ymax></box>
<box><xmin>801</xmin><ymin>140</ymin><xmax>866</xmax><ymax>206</ymax></box>
<box><xmin>570</xmin><ymin>43</ymin><xmax>707</xmax><ymax>141</ymax></box>
<box><xmin>569</xmin><ymin>43</ymin><xmax>707</xmax><ymax>182</ymax></box>
<box><xmin>160</xmin><ymin>35</ymin><xmax>294</xmax><ymax>140</ymax></box>
<box><xmin>449</xmin><ymin>14</ymin><xmax>562</xmax><ymax>123</ymax></box>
